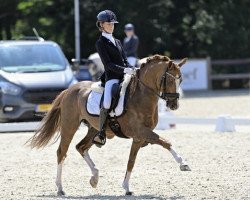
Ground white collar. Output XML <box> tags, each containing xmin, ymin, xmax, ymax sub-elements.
<box><xmin>102</xmin><ymin>32</ymin><xmax>113</xmax><ymax>39</ymax></box>
<box><xmin>102</xmin><ymin>32</ymin><xmax>116</xmax><ymax>45</ymax></box>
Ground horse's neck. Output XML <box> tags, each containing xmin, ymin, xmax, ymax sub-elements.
<box><xmin>130</xmin><ymin>77</ymin><xmax>159</xmax><ymax>113</ymax></box>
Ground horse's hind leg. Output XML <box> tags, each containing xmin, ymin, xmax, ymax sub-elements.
<box><xmin>56</xmin><ymin>121</ymin><xmax>79</xmax><ymax>196</ymax></box>
<box><xmin>141</xmin><ymin>127</ymin><xmax>191</xmax><ymax>171</ymax></box>
<box><xmin>76</xmin><ymin>127</ymin><xmax>99</xmax><ymax>188</ymax></box>
<box><xmin>122</xmin><ymin>139</ymin><xmax>144</xmax><ymax>195</ymax></box>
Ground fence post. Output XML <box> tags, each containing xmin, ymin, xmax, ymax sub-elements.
<box><xmin>206</xmin><ymin>56</ymin><xmax>212</xmax><ymax>90</ymax></box>
<box><xmin>215</xmin><ymin>115</ymin><xmax>236</xmax><ymax>132</ymax></box>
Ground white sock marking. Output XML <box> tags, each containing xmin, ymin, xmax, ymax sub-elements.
<box><xmin>122</xmin><ymin>171</ymin><xmax>131</xmax><ymax>193</ymax></box>
<box><xmin>56</xmin><ymin>162</ymin><xmax>63</xmax><ymax>192</ymax></box>
<box><xmin>83</xmin><ymin>150</ymin><xmax>99</xmax><ymax>176</ymax></box>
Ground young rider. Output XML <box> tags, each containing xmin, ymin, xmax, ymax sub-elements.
<box><xmin>93</xmin><ymin>10</ymin><xmax>135</xmax><ymax>146</ymax></box>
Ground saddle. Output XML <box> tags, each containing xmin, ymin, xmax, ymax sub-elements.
<box><xmin>87</xmin><ymin>74</ymin><xmax>134</xmax><ymax>138</ymax></box>
<box><xmin>107</xmin><ymin>83</ymin><xmax>129</xmax><ymax>139</ymax></box>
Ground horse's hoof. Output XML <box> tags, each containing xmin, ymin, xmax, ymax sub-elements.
<box><xmin>95</xmin><ymin>144</ymin><xmax>102</xmax><ymax>148</ymax></box>
<box><xmin>90</xmin><ymin>176</ymin><xmax>98</xmax><ymax>188</ymax></box>
<box><xmin>180</xmin><ymin>164</ymin><xmax>191</xmax><ymax>171</ymax></box>
<box><xmin>125</xmin><ymin>191</ymin><xmax>134</xmax><ymax>196</ymax></box>
<box><xmin>57</xmin><ymin>190</ymin><xmax>66</xmax><ymax>196</ymax></box>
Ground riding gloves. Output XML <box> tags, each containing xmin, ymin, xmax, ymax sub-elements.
<box><xmin>124</xmin><ymin>67</ymin><xmax>136</xmax><ymax>75</ymax></box>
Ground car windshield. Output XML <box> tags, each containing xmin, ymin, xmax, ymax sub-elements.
<box><xmin>0</xmin><ymin>43</ymin><xmax>66</xmax><ymax>73</ymax></box>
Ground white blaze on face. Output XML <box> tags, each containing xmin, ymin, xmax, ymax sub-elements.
<box><xmin>175</xmin><ymin>75</ymin><xmax>180</xmax><ymax>93</ymax></box>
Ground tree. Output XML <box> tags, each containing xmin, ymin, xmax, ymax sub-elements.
<box><xmin>3</xmin><ymin>0</ymin><xmax>250</xmax><ymax>62</ymax></box>
<box><xmin>0</xmin><ymin>0</ymin><xmax>19</xmax><ymax>40</ymax></box>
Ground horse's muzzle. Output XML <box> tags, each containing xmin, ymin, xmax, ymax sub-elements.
<box><xmin>166</xmin><ymin>97</ymin><xmax>179</xmax><ymax>110</ymax></box>
<box><xmin>162</xmin><ymin>92</ymin><xmax>180</xmax><ymax>110</ymax></box>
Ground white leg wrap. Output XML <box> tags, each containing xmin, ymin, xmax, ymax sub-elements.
<box><xmin>170</xmin><ymin>148</ymin><xmax>186</xmax><ymax>165</ymax></box>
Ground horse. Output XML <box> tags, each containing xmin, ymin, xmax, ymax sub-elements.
<box><xmin>27</xmin><ymin>54</ymin><xmax>191</xmax><ymax>196</ymax></box>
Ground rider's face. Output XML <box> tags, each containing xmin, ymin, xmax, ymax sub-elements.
<box><xmin>125</xmin><ymin>30</ymin><xmax>134</xmax><ymax>37</ymax></box>
<box><xmin>102</xmin><ymin>22</ymin><xmax>114</xmax><ymax>34</ymax></box>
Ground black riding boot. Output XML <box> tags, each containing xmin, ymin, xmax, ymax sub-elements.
<box><xmin>92</xmin><ymin>108</ymin><xmax>109</xmax><ymax>146</ymax></box>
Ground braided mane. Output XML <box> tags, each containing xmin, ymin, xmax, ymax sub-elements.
<box><xmin>140</xmin><ymin>54</ymin><xmax>171</xmax><ymax>69</ymax></box>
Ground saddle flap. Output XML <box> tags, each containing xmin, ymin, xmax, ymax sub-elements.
<box><xmin>109</xmin><ymin>118</ymin><xmax>129</xmax><ymax>139</ymax></box>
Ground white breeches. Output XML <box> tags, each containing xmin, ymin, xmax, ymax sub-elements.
<box><xmin>127</xmin><ymin>57</ymin><xmax>137</xmax><ymax>67</ymax></box>
<box><xmin>103</xmin><ymin>79</ymin><xmax>119</xmax><ymax>109</ymax></box>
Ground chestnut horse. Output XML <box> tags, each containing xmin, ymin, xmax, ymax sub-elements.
<box><xmin>27</xmin><ymin>55</ymin><xmax>191</xmax><ymax>196</ymax></box>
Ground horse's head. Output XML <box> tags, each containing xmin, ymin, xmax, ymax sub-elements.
<box><xmin>139</xmin><ymin>55</ymin><xmax>187</xmax><ymax>110</ymax></box>
<box><xmin>162</xmin><ymin>58</ymin><xmax>186</xmax><ymax>110</ymax></box>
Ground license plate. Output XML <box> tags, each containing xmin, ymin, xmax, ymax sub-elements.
<box><xmin>35</xmin><ymin>104</ymin><xmax>52</xmax><ymax>112</ymax></box>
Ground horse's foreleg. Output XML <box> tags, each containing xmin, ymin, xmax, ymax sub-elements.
<box><xmin>142</xmin><ymin>127</ymin><xmax>191</xmax><ymax>171</ymax></box>
<box><xmin>169</xmin><ymin>147</ymin><xmax>191</xmax><ymax>171</ymax></box>
<box><xmin>76</xmin><ymin>127</ymin><xmax>99</xmax><ymax>188</ymax></box>
<box><xmin>122</xmin><ymin>139</ymin><xmax>144</xmax><ymax>195</ymax></box>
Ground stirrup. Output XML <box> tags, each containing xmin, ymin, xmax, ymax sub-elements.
<box><xmin>92</xmin><ymin>131</ymin><xmax>106</xmax><ymax>146</ymax></box>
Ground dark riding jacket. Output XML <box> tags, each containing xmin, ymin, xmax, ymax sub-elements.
<box><xmin>123</xmin><ymin>35</ymin><xmax>139</xmax><ymax>57</ymax></box>
<box><xmin>95</xmin><ymin>36</ymin><xmax>132</xmax><ymax>82</ymax></box>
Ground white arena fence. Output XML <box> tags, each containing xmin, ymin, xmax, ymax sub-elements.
<box><xmin>0</xmin><ymin>122</ymin><xmax>40</xmax><ymax>133</ymax></box>
<box><xmin>0</xmin><ymin>113</ymin><xmax>249</xmax><ymax>133</ymax></box>
<box><xmin>156</xmin><ymin>100</ymin><xmax>250</xmax><ymax>132</ymax></box>
<box><xmin>156</xmin><ymin>113</ymin><xmax>250</xmax><ymax>132</ymax></box>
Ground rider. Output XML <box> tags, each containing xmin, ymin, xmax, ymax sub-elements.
<box><xmin>123</xmin><ymin>23</ymin><xmax>139</xmax><ymax>67</ymax></box>
<box><xmin>93</xmin><ymin>10</ymin><xmax>135</xmax><ymax>146</ymax></box>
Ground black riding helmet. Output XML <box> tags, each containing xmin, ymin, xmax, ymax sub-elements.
<box><xmin>96</xmin><ymin>10</ymin><xmax>118</xmax><ymax>29</ymax></box>
<box><xmin>124</xmin><ymin>23</ymin><xmax>134</xmax><ymax>31</ymax></box>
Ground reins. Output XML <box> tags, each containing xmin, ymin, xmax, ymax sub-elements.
<box><xmin>134</xmin><ymin>66</ymin><xmax>181</xmax><ymax>101</ymax></box>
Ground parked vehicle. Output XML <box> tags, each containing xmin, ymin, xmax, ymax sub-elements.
<box><xmin>73</xmin><ymin>62</ymin><xmax>92</xmax><ymax>82</ymax></box>
<box><xmin>0</xmin><ymin>39</ymin><xmax>77</xmax><ymax>122</ymax></box>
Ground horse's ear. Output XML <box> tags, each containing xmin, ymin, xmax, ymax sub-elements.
<box><xmin>168</xmin><ymin>60</ymin><xmax>173</xmax><ymax>69</ymax></box>
<box><xmin>178</xmin><ymin>58</ymin><xmax>188</xmax><ymax>67</ymax></box>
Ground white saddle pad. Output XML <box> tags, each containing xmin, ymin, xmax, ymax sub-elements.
<box><xmin>87</xmin><ymin>91</ymin><xmax>126</xmax><ymax>117</ymax></box>
<box><xmin>87</xmin><ymin>74</ymin><xmax>134</xmax><ymax>117</ymax></box>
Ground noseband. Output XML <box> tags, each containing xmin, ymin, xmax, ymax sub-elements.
<box><xmin>137</xmin><ymin>67</ymin><xmax>181</xmax><ymax>101</ymax></box>
<box><xmin>159</xmin><ymin>68</ymin><xmax>181</xmax><ymax>101</ymax></box>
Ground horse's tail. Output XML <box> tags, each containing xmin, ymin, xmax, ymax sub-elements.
<box><xmin>26</xmin><ymin>89</ymin><xmax>67</xmax><ymax>149</ymax></box>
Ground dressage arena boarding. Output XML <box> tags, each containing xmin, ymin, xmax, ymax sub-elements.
<box><xmin>0</xmin><ymin>90</ymin><xmax>249</xmax><ymax>200</ymax></box>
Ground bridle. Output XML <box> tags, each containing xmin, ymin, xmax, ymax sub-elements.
<box><xmin>159</xmin><ymin>67</ymin><xmax>181</xmax><ymax>100</ymax></box>
<box><xmin>136</xmin><ymin>67</ymin><xmax>181</xmax><ymax>101</ymax></box>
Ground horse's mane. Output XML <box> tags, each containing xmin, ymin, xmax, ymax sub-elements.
<box><xmin>129</xmin><ymin>55</ymin><xmax>171</xmax><ymax>97</ymax></box>
<box><xmin>140</xmin><ymin>54</ymin><xmax>171</xmax><ymax>69</ymax></box>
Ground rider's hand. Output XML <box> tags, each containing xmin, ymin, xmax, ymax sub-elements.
<box><xmin>124</xmin><ymin>67</ymin><xmax>136</xmax><ymax>75</ymax></box>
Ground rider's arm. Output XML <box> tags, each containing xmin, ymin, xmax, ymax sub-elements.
<box><xmin>95</xmin><ymin>40</ymin><xmax>125</xmax><ymax>75</ymax></box>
